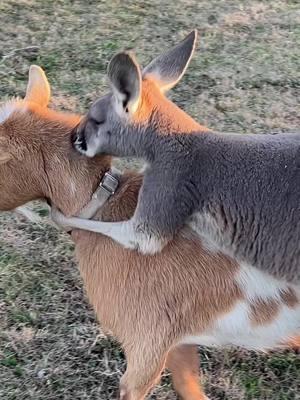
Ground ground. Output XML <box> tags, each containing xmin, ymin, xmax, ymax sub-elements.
<box><xmin>0</xmin><ymin>0</ymin><xmax>299</xmax><ymax>399</ymax></box>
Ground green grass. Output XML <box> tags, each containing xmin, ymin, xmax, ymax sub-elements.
<box><xmin>0</xmin><ymin>1</ymin><xmax>300</xmax><ymax>399</ymax></box>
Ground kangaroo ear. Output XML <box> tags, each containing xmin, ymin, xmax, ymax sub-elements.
<box><xmin>143</xmin><ymin>30</ymin><xmax>197</xmax><ymax>92</ymax></box>
<box><xmin>25</xmin><ymin>65</ymin><xmax>51</xmax><ymax>107</ymax></box>
<box><xmin>107</xmin><ymin>52</ymin><xmax>142</xmax><ymax>115</ymax></box>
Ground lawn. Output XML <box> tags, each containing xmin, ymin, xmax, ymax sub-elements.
<box><xmin>0</xmin><ymin>1</ymin><xmax>299</xmax><ymax>399</ymax></box>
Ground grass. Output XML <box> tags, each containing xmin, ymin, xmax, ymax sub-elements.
<box><xmin>0</xmin><ymin>0</ymin><xmax>300</xmax><ymax>399</ymax></box>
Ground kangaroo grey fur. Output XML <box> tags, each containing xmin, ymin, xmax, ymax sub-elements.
<box><xmin>54</xmin><ymin>31</ymin><xmax>300</xmax><ymax>283</ymax></box>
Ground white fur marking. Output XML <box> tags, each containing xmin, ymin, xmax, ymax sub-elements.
<box><xmin>182</xmin><ymin>299</ymin><xmax>300</xmax><ymax>350</ymax></box>
<box><xmin>0</xmin><ymin>101</ymin><xmax>25</xmax><ymax>124</ymax></box>
<box><xmin>181</xmin><ymin>264</ymin><xmax>300</xmax><ymax>351</ymax></box>
<box><xmin>237</xmin><ymin>263</ymin><xmax>287</xmax><ymax>302</ymax></box>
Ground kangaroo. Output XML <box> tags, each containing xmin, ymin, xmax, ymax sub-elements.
<box><xmin>1</xmin><ymin>65</ymin><xmax>299</xmax><ymax>400</ymax></box>
<box><xmin>52</xmin><ymin>30</ymin><xmax>300</xmax><ymax>284</ymax></box>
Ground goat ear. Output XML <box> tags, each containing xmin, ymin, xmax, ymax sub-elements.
<box><xmin>25</xmin><ymin>65</ymin><xmax>51</xmax><ymax>107</ymax></box>
<box><xmin>107</xmin><ymin>52</ymin><xmax>142</xmax><ymax>114</ymax></box>
<box><xmin>142</xmin><ymin>30</ymin><xmax>197</xmax><ymax>92</ymax></box>
<box><xmin>0</xmin><ymin>138</ymin><xmax>12</xmax><ymax>164</ymax></box>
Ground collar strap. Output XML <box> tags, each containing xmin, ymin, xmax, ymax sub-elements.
<box><xmin>78</xmin><ymin>168</ymin><xmax>121</xmax><ymax>220</ymax></box>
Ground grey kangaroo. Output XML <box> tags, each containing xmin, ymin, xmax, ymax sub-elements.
<box><xmin>52</xmin><ymin>31</ymin><xmax>300</xmax><ymax>283</ymax></box>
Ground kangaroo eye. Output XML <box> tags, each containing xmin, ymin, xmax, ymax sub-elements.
<box><xmin>91</xmin><ymin>117</ymin><xmax>105</xmax><ymax>126</ymax></box>
<box><xmin>97</xmin><ymin>120</ymin><xmax>105</xmax><ymax>125</ymax></box>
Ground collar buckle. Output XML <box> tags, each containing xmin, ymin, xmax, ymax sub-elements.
<box><xmin>93</xmin><ymin>171</ymin><xmax>119</xmax><ymax>199</ymax></box>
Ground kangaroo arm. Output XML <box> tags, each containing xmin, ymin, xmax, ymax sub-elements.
<box><xmin>51</xmin><ymin>207</ymin><xmax>165</xmax><ymax>254</ymax></box>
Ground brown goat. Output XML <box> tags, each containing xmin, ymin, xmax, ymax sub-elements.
<box><xmin>0</xmin><ymin>66</ymin><xmax>299</xmax><ymax>400</ymax></box>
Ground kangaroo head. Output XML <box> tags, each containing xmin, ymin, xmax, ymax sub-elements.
<box><xmin>73</xmin><ymin>30</ymin><xmax>203</xmax><ymax>157</ymax></box>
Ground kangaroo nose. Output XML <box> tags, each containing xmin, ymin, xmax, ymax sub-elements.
<box><xmin>72</xmin><ymin>127</ymin><xmax>87</xmax><ymax>152</ymax></box>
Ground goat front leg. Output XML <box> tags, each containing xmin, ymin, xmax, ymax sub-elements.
<box><xmin>51</xmin><ymin>207</ymin><xmax>166</xmax><ymax>254</ymax></box>
<box><xmin>166</xmin><ymin>345</ymin><xmax>210</xmax><ymax>400</ymax></box>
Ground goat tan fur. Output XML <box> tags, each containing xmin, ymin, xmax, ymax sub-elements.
<box><xmin>0</xmin><ymin>66</ymin><xmax>299</xmax><ymax>400</ymax></box>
